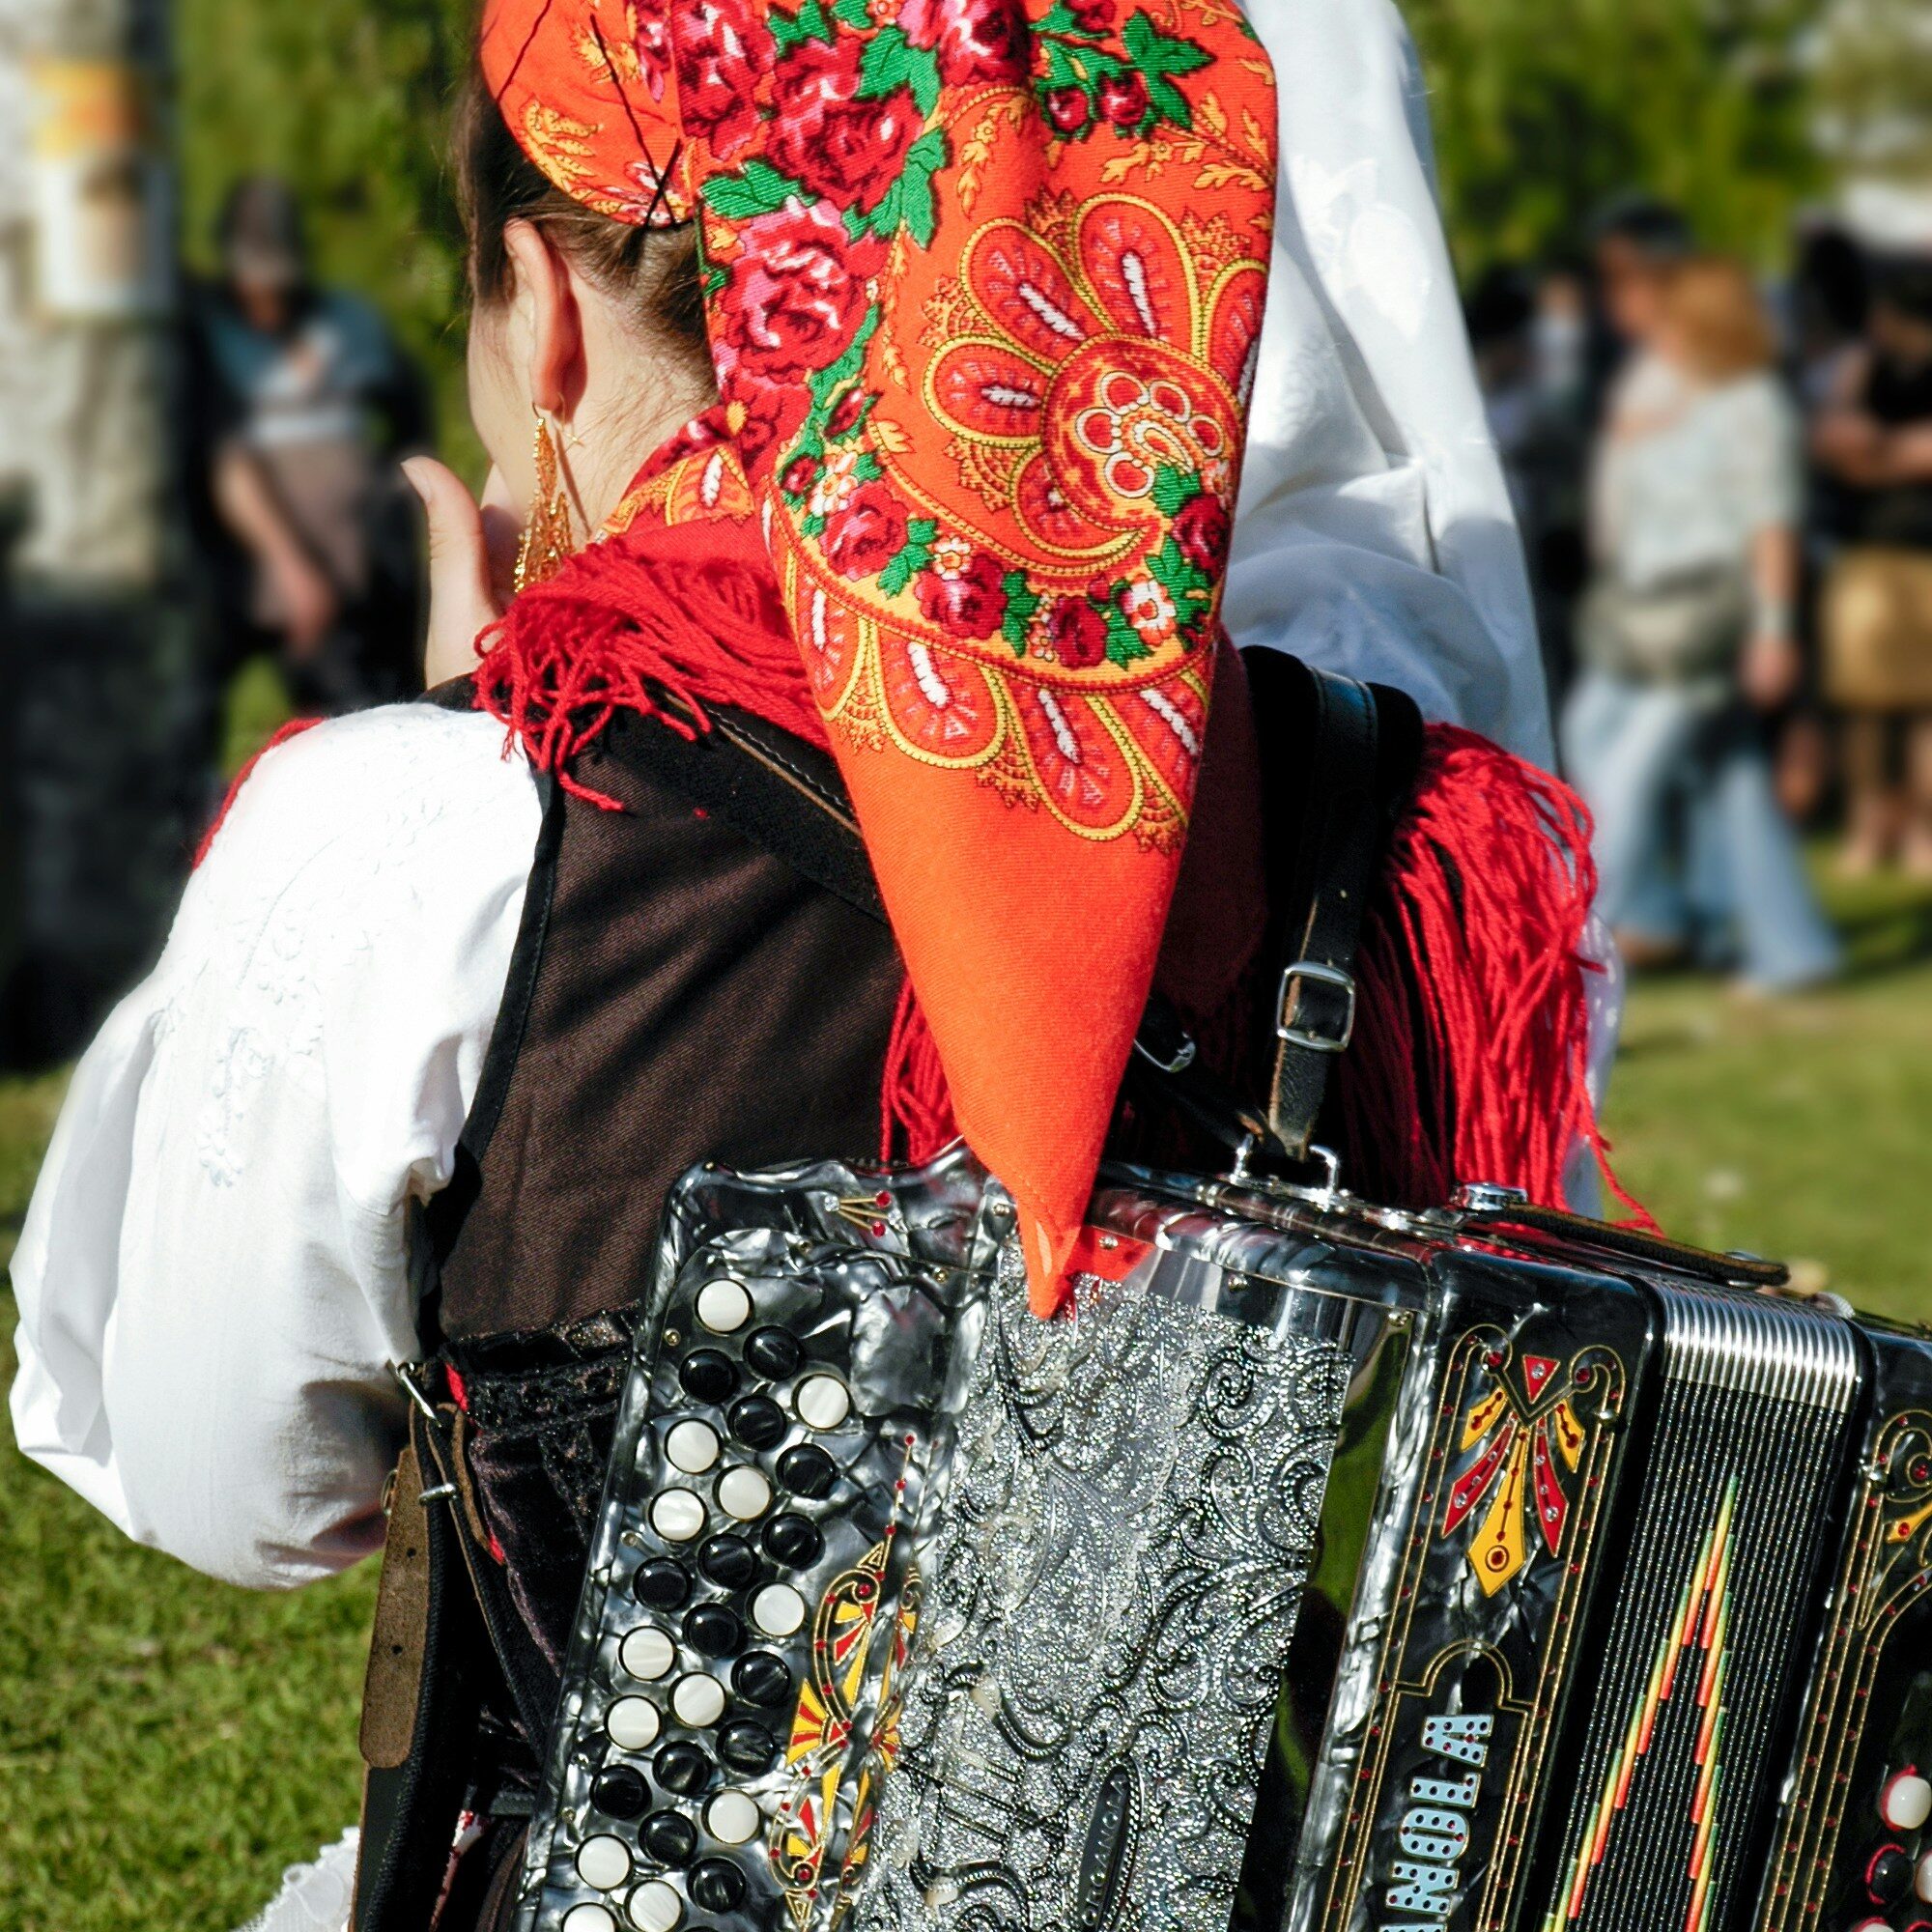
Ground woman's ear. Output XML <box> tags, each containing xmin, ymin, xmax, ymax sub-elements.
<box><xmin>502</xmin><ymin>218</ymin><xmax>583</xmax><ymax>419</ymax></box>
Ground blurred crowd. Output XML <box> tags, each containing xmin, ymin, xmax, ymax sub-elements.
<box><xmin>1471</xmin><ymin>199</ymin><xmax>1932</xmax><ymax>994</ymax></box>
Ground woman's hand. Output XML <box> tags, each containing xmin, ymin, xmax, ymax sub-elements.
<box><xmin>403</xmin><ymin>459</ymin><xmax>520</xmax><ymax>688</ymax></box>
<box><xmin>1741</xmin><ymin>632</ymin><xmax>1801</xmax><ymax>711</ymax></box>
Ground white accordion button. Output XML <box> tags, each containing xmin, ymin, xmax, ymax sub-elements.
<box><xmin>627</xmin><ymin>1879</ymin><xmax>685</xmax><ymax>1932</ymax></box>
<box><xmin>1882</xmin><ymin>1767</ymin><xmax>1932</xmax><ymax>1832</ymax></box>
<box><xmin>619</xmin><ymin>1627</ymin><xmax>676</xmax><ymax>1683</ymax></box>
<box><xmin>696</xmin><ymin>1278</ymin><xmax>753</xmax><ymax>1334</ymax></box>
<box><xmin>651</xmin><ymin>1490</ymin><xmax>706</xmax><ymax>1544</ymax></box>
<box><xmin>705</xmin><ymin>1790</ymin><xmax>761</xmax><ymax>1845</ymax></box>
<box><xmin>605</xmin><ymin>1696</ymin><xmax>662</xmax><ymax>1751</ymax></box>
<box><xmin>666</xmin><ymin>1420</ymin><xmax>721</xmax><ymax>1475</ymax></box>
<box><xmin>672</xmin><ymin>1672</ymin><xmax>727</xmax><ymax>1728</ymax></box>
<box><xmin>575</xmin><ymin>1834</ymin><xmax>633</xmax><ymax>1891</ymax></box>
<box><xmin>1918</xmin><ymin>1848</ymin><xmax>1932</xmax><ymax>1904</ymax></box>
<box><xmin>752</xmin><ymin>1582</ymin><xmax>808</xmax><ymax>1636</ymax></box>
<box><xmin>563</xmin><ymin>1906</ymin><xmax>618</xmax><ymax>1932</ymax></box>
<box><xmin>794</xmin><ymin>1375</ymin><xmax>851</xmax><ymax>1432</ymax></box>
<box><xmin>718</xmin><ymin>1465</ymin><xmax>773</xmax><ymax>1521</ymax></box>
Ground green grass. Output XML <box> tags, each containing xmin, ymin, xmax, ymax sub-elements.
<box><xmin>1</xmin><ymin>868</ymin><xmax>1928</xmax><ymax>1927</ymax></box>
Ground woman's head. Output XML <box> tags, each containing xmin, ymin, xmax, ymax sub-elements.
<box><xmin>454</xmin><ymin>73</ymin><xmax>714</xmax><ymax>527</ymax></box>
<box><xmin>1654</xmin><ymin>257</ymin><xmax>1778</xmax><ymax>384</ymax></box>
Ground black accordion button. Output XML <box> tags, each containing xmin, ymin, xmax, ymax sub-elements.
<box><xmin>698</xmin><ymin>1533</ymin><xmax>760</xmax><ymax>1592</ymax></box>
<box><xmin>762</xmin><ymin>1513</ymin><xmax>823</xmax><ymax>1568</ymax></box>
<box><xmin>727</xmin><ymin>1394</ymin><xmax>788</xmax><ymax>1452</ymax></box>
<box><xmin>653</xmin><ymin>1739</ymin><xmax>713</xmax><ymax>1799</ymax></box>
<box><xmin>689</xmin><ymin>1859</ymin><xmax>749</xmax><ymax>1914</ymax></box>
<box><xmin>680</xmin><ymin>1350</ymin><xmax>739</xmax><ymax>1406</ymax></box>
<box><xmin>590</xmin><ymin>1764</ymin><xmax>651</xmax><ymax>1820</ymax></box>
<box><xmin>684</xmin><ymin>1603</ymin><xmax>745</xmax><ymax>1659</ymax></box>
<box><xmin>743</xmin><ymin>1325</ymin><xmax>804</xmax><ymax>1381</ymax></box>
<box><xmin>718</xmin><ymin>1719</ymin><xmax>779</xmax><ymax>1775</ymax></box>
<box><xmin>633</xmin><ymin>1558</ymin><xmax>692</xmax><ymax>1612</ymax></box>
<box><xmin>1869</xmin><ymin>1844</ymin><xmax>1914</xmax><ymax>1907</ymax></box>
<box><xmin>641</xmin><ymin>1810</ymin><xmax>699</xmax><ymax>1867</ymax></box>
<box><xmin>732</xmin><ymin>1650</ymin><xmax>793</xmax><ymax>1707</ymax></box>
<box><xmin>778</xmin><ymin>1443</ymin><xmax>838</xmax><ymax>1500</ymax></box>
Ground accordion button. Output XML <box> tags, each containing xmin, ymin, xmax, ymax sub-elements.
<box><xmin>606</xmin><ymin>1697</ymin><xmax>662</xmax><ymax>1752</ymax></box>
<box><xmin>732</xmin><ymin>1650</ymin><xmax>794</xmax><ymax>1707</ymax></box>
<box><xmin>684</xmin><ymin>1603</ymin><xmax>744</xmax><ymax>1659</ymax></box>
<box><xmin>634</xmin><ymin>1560</ymin><xmax>693</xmax><ymax>1613</ymax></box>
<box><xmin>795</xmin><ymin>1376</ymin><xmax>852</xmax><ymax>1432</ymax></box>
<box><xmin>718</xmin><ymin>1465</ymin><xmax>774</xmax><ymax>1521</ymax></box>
<box><xmin>651</xmin><ymin>1492</ymin><xmax>707</xmax><ymax>1545</ymax></box>
<box><xmin>673</xmin><ymin>1673</ymin><xmax>729</xmax><ymax>1728</ymax></box>
<box><xmin>719</xmin><ymin>1719</ymin><xmax>779</xmax><ymax>1776</ymax></box>
<box><xmin>563</xmin><ymin>1907</ymin><xmax>617</xmax><ymax>1932</ymax></box>
<box><xmin>666</xmin><ymin>1420</ymin><xmax>721</xmax><ymax>1475</ymax></box>
<box><xmin>626</xmin><ymin>1879</ymin><xmax>685</xmax><ymax>1932</ymax></box>
<box><xmin>698</xmin><ymin>1533</ymin><xmax>760</xmax><ymax>1591</ymax></box>
<box><xmin>655</xmin><ymin>1740</ymin><xmax>713</xmax><ymax>1798</ymax></box>
<box><xmin>778</xmin><ymin>1444</ymin><xmax>838</xmax><ymax>1500</ymax></box>
<box><xmin>620</xmin><ymin>1628</ymin><xmax>677</xmax><ymax>1684</ymax></box>
<box><xmin>763</xmin><ymin>1513</ymin><xmax>824</xmax><ymax>1568</ymax></box>
<box><xmin>1883</xmin><ymin>1769</ymin><xmax>1932</xmax><ymax>1833</ymax></box>
<box><xmin>641</xmin><ymin>1811</ymin><xmax>699</xmax><ymax>1867</ymax></box>
<box><xmin>744</xmin><ymin>1326</ymin><xmax>804</xmax><ymax>1381</ymax></box>
<box><xmin>592</xmin><ymin>1765</ymin><xmax>652</xmax><ymax>1821</ymax></box>
<box><xmin>728</xmin><ymin>1395</ymin><xmax>788</xmax><ymax>1452</ymax></box>
<box><xmin>680</xmin><ymin>1351</ymin><xmax>739</xmax><ymax>1406</ymax></box>
<box><xmin>1870</xmin><ymin>1846</ymin><xmax>1914</xmax><ymax>1907</ymax></box>
<box><xmin>753</xmin><ymin>1583</ymin><xmax>808</xmax><ymax>1637</ymax></box>
<box><xmin>705</xmin><ymin>1790</ymin><xmax>762</xmax><ymax>1846</ymax></box>
<box><xmin>1918</xmin><ymin>1849</ymin><xmax>1932</xmax><ymax>1903</ymax></box>
<box><xmin>696</xmin><ymin>1278</ymin><xmax>753</xmax><ymax>1335</ymax></box>
<box><xmin>576</xmin><ymin>1834</ymin><xmax>633</xmax><ymax>1891</ymax></box>
<box><xmin>690</xmin><ymin>1859</ymin><xmax>749</xmax><ymax>1914</ymax></box>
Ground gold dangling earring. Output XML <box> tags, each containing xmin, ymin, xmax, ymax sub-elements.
<box><xmin>515</xmin><ymin>408</ymin><xmax>576</xmax><ymax>593</ymax></box>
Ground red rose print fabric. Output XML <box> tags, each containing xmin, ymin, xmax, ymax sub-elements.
<box><xmin>481</xmin><ymin>0</ymin><xmax>1279</xmax><ymax>1311</ymax></box>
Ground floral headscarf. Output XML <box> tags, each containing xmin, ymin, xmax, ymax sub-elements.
<box><xmin>481</xmin><ymin>0</ymin><xmax>1279</xmax><ymax>1307</ymax></box>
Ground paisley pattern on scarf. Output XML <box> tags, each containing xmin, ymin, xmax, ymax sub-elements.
<box><xmin>482</xmin><ymin>0</ymin><xmax>1278</xmax><ymax>1306</ymax></box>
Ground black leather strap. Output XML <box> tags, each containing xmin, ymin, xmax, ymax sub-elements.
<box><xmin>1263</xmin><ymin>668</ymin><xmax>1379</xmax><ymax>1158</ymax></box>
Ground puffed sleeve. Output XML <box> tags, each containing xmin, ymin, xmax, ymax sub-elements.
<box><xmin>9</xmin><ymin>704</ymin><xmax>542</xmax><ymax>1588</ymax></box>
<box><xmin>1227</xmin><ymin>0</ymin><xmax>1552</xmax><ymax>769</ymax></box>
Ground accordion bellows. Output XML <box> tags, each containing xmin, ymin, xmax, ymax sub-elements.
<box><xmin>517</xmin><ymin>1153</ymin><xmax>1932</xmax><ymax>1932</ymax></box>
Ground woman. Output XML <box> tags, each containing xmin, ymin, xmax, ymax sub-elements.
<box><xmin>13</xmin><ymin>0</ymin><xmax>1610</xmax><ymax>1923</ymax></box>
<box><xmin>1814</xmin><ymin>255</ymin><xmax>1932</xmax><ymax>877</ymax></box>
<box><xmin>1564</xmin><ymin>255</ymin><xmax>1840</xmax><ymax>992</ymax></box>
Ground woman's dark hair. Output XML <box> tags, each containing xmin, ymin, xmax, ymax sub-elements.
<box><xmin>453</xmin><ymin>71</ymin><xmax>708</xmax><ymax>370</ymax></box>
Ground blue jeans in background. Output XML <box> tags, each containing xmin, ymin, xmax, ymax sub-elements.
<box><xmin>1561</xmin><ymin>670</ymin><xmax>1841</xmax><ymax>991</ymax></box>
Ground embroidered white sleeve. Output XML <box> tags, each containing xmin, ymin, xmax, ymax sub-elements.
<box><xmin>9</xmin><ymin>704</ymin><xmax>541</xmax><ymax>1589</ymax></box>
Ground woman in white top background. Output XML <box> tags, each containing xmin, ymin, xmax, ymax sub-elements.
<box><xmin>1564</xmin><ymin>255</ymin><xmax>1840</xmax><ymax>993</ymax></box>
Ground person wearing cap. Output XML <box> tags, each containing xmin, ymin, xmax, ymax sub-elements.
<box><xmin>190</xmin><ymin>176</ymin><xmax>433</xmax><ymax>719</ymax></box>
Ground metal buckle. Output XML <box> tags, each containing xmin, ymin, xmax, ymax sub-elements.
<box><xmin>1276</xmin><ymin>961</ymin><xmax>1357</xmax><ymax>1053</ymax></box>
<box><xmin>1133</xmin><ymin>1029</ymin><xmax>1198</xmax><ymax>1076</ymax></box>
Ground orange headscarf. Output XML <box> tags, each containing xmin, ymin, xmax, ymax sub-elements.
<box><xmin>480</xmin><ymin>0</ymin><xmax>1279</xmax><ymax>1309</ymax></box>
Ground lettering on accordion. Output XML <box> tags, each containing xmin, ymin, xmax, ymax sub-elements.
<box><xmin>1319</xmin><ymin>1326</ymin><xmax>1631</xmax><ymax>1932</ymax></box>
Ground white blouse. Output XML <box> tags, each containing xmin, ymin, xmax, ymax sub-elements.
<box><xmin>11</xmin><ymin>0</ymin><xmax>1556</xmax><ymax>1590</ymax></box>
<box><xmin>10</xmin><ymin>706</ymin><xmax>540</xmax><ymax>1584</ymax></box>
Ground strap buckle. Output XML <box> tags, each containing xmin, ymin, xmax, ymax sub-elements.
<box><xmin>1276</xmin><ymin>961</ymin><xmax>1357</xmax><ymax>1054</ymax></box>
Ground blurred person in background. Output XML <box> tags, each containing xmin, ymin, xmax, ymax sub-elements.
<box><xmin>1467</xmin><ymin>263</ymin><xmax>1592</xmax><ymax>705</ymax></box>
<box><xmin>1565</xmin><ymin>255</ymin><xmax>1840</xmax><ymax>993</ymax></box>
<box><xmin>189</xmin><ymin>176</ymin><xmax>432</xmax><ymax>721</ymax></box>
<box><xmin>1814</xmin><ymin>253</ymin><xmax>1932</xmax><ymax>877</ymax></box>
<box><xmin>1588</xmin><ymin>194</ymin><xmax>1695</xmax><ymax>412</ymax></box>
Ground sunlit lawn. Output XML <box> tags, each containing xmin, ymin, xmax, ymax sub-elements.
<box><xmin>1</xmin><ymin>860</ymin><xmax>1927</xmax><ymax>1929</ymax></box>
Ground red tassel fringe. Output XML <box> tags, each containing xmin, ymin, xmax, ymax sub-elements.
<box><xmin>473</xmin><ymin>531</ymin><xmax>830</xmax><ymax>810</ymax></box>
<box><xmin>1336</xmin><ymin>724</ymin><xmax>1649</xmax><ymax>1224</ymax></box>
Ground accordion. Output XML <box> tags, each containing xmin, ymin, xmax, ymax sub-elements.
<box><xmin>515</xmin><ymin>1149</ymin><xmax>1932</xmax><ymax>1932</ymax></box>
